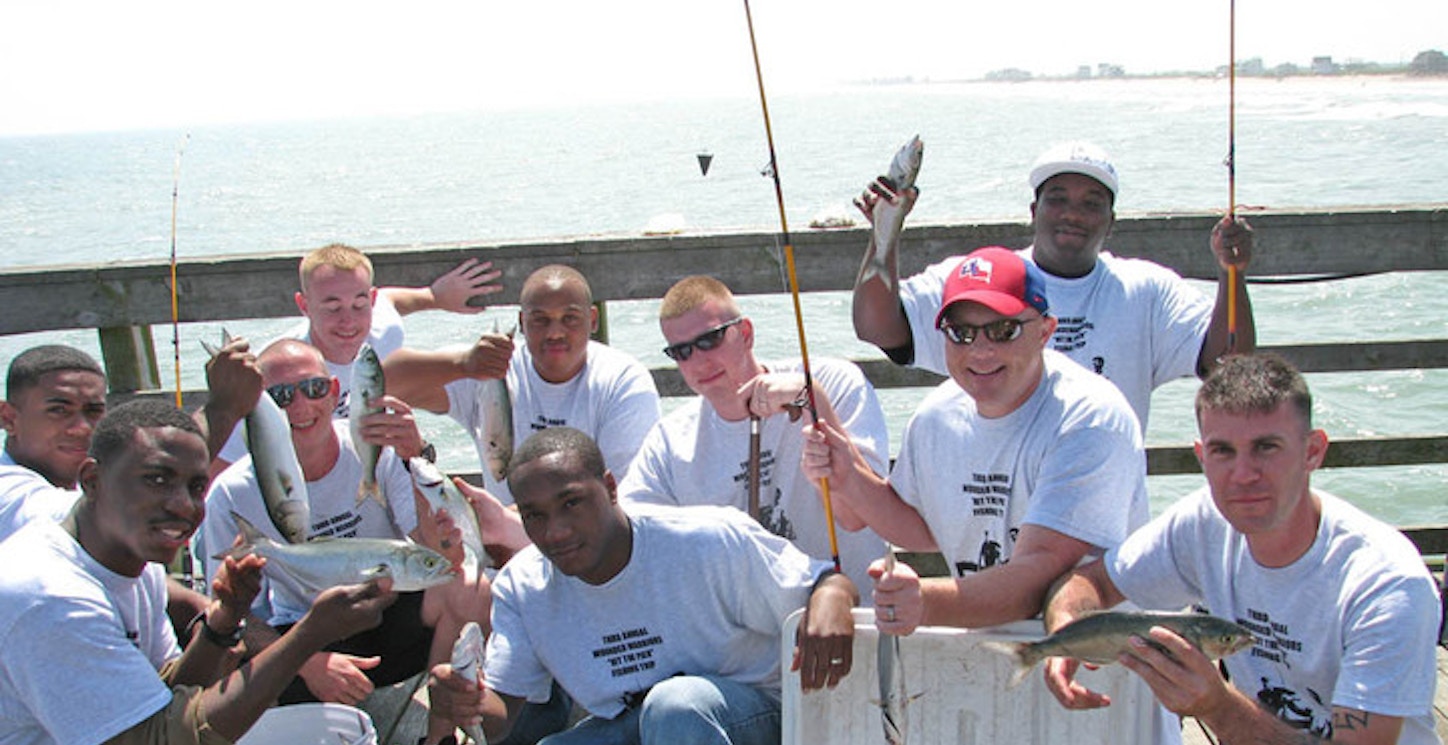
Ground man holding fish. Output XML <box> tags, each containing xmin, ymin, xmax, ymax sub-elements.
<box><xmin>0</xmin><ymin>399</ymin><xmax>394</xmax><ymax>744</ymax></box>
<box><xmin>200</xmin><ymin>339</ymin><xmax>490</xmax><ymax>706</ymax></box>
<box><xmin>385</xmin><ymin>264</ymin><xmax>661</xmax><ymax>504</ymax></box>
<box><xmin>803</xmin><ymin>247</ymin><xmax>1150</xmax><ymax>632</ymax></box>
<box><xmin>423</xmin><ymin>427</ymin><xmax>858</xmax><ymax>745</ymax></box>
<box><xmin>851</xmin><ymin>139</ymin><xmax>1256</xmax><ymax>431</ymax></box>
<box><xmin>1042</xmin><ymin>354</ymin><xmax>1442</xmax><ymax>745</ymax></box>
<box><xmin>619</xmin><ymin>274</ymin><xmax>890</xmax><ymax>599</ymax></box>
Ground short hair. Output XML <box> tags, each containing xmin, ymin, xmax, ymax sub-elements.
<box><xmin>1195</xmin><ymin>353</ymin><xmax>1312</xmax><ymax>430</ymax></box>
<box><xmin>299</xmin><ymin>243</ymin><xmax>374</xmax><ymax>294</ymax></box>
<box><xmin>6</xmin><ymin>345</ymin><xmax>105</xmax><ymax>399</ymax></box>
<box><xmin>520</xmin><ymin>264</ymin><xmax>593</xmax><ymax>307</ymax></box>
<box><xmin>507</xmin><ymin>426</ymin><xmax>606</xmax><ymax>490</ymax></box>
<box><xmin>257</xmin><ymin>338</ymin><xmax>326</xmax><ymax>374</ymax></box>
<box><xmin>89</xmin><ymin>399</ymin><xmax>203</xmax><ymax>465</ymax></box>
<box><xmin>659</xmin><ymin>275</ymin><xmax>740</xmax><ymax>322</ymax></box>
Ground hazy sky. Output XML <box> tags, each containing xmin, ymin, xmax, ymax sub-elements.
<box><xmin>2</xmin><ymin>0</ymin><xmax>1444</xmax><ymax>135</ymax></box>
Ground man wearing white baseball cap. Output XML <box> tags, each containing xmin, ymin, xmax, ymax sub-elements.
<box><xmin>852</xmin><ymin>140</ymin><xmax>1256</xmax><ymax>432</ymax></box>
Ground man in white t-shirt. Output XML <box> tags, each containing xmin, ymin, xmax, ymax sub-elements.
<box><xmin>619</xmin><ymin>274</ymin><xmax>889</xmax><ymax>597</ymax></box>
<box><xmin>421</xmin><ymin>427</ymin><xmax>858</xmax><ymax>745</ymax></box>
<box><xmin>0</xmin><ymin>399</ymin><xmax>393</xmax><ymax>745</ymax></box>
<box><xmin>385</xmin><ymin>264</ymin><xmax>661</xmax><ymax>504</ymax></box>
<box><xmin>852</xmin><ymin>140</ymin><xmax>1256</xmax><ymax>430</ymax></box>
<box><xmin>1042</xmin><ymin>354</ymin><xmax>1442</xmax><ymax>745</ymax></box>
<box><xmin>804</xmin><ymin>246</ymin><xmax>1149</xmax><ymax>634</ymax></box>
<box><xmin>212</xmin><ymin>243</ymin><xmax>503</xmax><ymax>471</ymax></box>
<box><xmin>201</xmin><ymin>339</ymin><xmax>490</xmax><ymax>708</ymax></box>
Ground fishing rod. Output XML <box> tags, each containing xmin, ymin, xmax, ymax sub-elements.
<box><xmin>169</xmin><ymin>133</ymin><xmax>190</xmax><ymax>409</ymax></box>
<box><xmin>1225</xmin><ymin>0</ymin><xmax>1239</xmax><ymax>354</ymax></box>
<box><xmin>740</xmin><ymin>0</ymin><xmax>841</xmax><ymax>573</ymax></box>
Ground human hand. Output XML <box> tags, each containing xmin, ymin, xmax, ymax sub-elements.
<box><xmin>358</xmin><ymin>394</ymin><xmax>425</xmax><ymax>459</ymax></box>
<box><xmin>853</xmin><ymin>177</ymin><xmax>918</xmax><ymax>226</ymax></box>
<box><xmin>208</xmin><ymin>551</ymin><xmax>265</xmax><ymax>632</ymax></box>
<box><xmin>426</xmin><ymin>662</ymin><xmax>487</xmax><ymax>737</ymax></box>
<box><xmin>792</xmin><ymin>577</ymin><xmax>856</xmax><ymax>691</ymax></box>
<box><xmin>299</xmin><ymin>651</ymin><xmax>382</xmax><ymax>705</ymax></box>
<box><xmin>870</xmin><ymin>557</ymin><xmax>922</xmax><ymax>635</ymax></box>
<box><xmin>431</xmin><ymin>258</ymin><xmax>504</xmax><ymax>314</ymax></box>
<box><xmin>460</xmin><ymin>331</ymin><xmax>515</xmax><ymax>380</ymax></box>
<box><xmin>1043</xmin><ymin>655</ymin><xmax>1112</xmax><ymax>710</ymax></box>
<box><xmin>800</xmin><ymin>418</ymin><xmax>860</xmax><ymax>485</ymax></box>
<box><xmin>1210</xmin><ymin>215</ymin><xmax>1253</xmax><ymax>273</ymax></box>
<box><xmin>455</xmin><ymin>478</ymin><xmax>528</xmax><ymax>557</ymax></box>
<box><xmin>412</xmin><ymin>487</ymin><xmax>468</xmax><ymax>570</ymax></box>
<box><xmin>204</xmin><ymin>334</ymin><xmax>263</xmax><ymax>422</ymax></box>
<box><xmin>1118</xmin><ymin>625</ymin><xmax>1232</xmax><ymax>718</ymax></box>
<box><xmin>299</xmin><ymin>580</ymin><xmax>396</xmax><ymax>648</ymax></box>
<box><xmin>737</xmin><ymin>372</ymin><xmax>808</xmax><ymax>422</ymax></box>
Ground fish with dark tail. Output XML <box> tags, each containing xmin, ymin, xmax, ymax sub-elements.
<box><xmin>994</xmin><ymin>610</ymin><xmax>1256</xmax><ymax>688</ymax></box>
<box><xmin>858</xmin><ymin>136</ymin><xmax>923</xmax><ymax>292</ymax></box>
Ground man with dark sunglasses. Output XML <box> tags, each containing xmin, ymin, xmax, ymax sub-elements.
<box><xmin>618</xmin><ymin>275</ymin><xmax>889</xmax><ymax>598</ymax></box>
<box><xmin>852</xmin><ymin>141</ymin><xmax>1256</xmax><ymax>433</ymax></box>
<box><xmin>199</xmin><ymin>339</ymin><xmax>491</xmax><ymax>710</ymax></box>
<box><xmin>385</xmin><ymin>264</ymin><xmax>661</xmax><ymax>505</ymax></box>
<box><xmin>804</xmin><ymin>247</ymin><xmax>1149</xmax><ymax>638</ymax></box>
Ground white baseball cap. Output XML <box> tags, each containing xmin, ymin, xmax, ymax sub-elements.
<box><xmin>1028</xmin><ymin>141</ymin><xmax>1119</xmax><ymax>198</ymax></box>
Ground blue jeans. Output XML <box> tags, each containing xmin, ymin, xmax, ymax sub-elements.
<box><xmin>538</xmin><ymin>675</ymin><xmax>780</xmax><ymax>745</ymax></box>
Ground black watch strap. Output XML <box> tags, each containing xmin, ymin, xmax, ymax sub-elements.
<box><xmin>189</xmin><ymin>611</ymin><xmax>246</xmax><ymax>648</ymax></box>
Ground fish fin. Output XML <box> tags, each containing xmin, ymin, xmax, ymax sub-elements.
<box><xmin>356</xmin><ymin>479</ymin><xmax>383</xmax><ymax>507</ymax></box>
<box><xmin>981</xmin><ymin>640</ymin><xmax>1036</xmax><ymax>689</ymax></box>
<box><xmin>214</xmin><ymin>511</ymin><xmax>263</xmax><ymax>560</ymax></box>
<box><xmin>360</xmin><ymin>564</ymin><xmax>394</xmax><ymax>581</ymax></box>
<box><xmin>199</xmin><ymin>339</ymin><xmax>220</xmax><ymax>358</ymax></box>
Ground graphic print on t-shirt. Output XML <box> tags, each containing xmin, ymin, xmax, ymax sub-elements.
<box><xmin>1238</xmin><ymin>607</ymin><xmax>1331</xmax><ymax>736</ymax></box>
<box><xmin>955</xmin><ymin>471</ymin><xmax>1015</xmax><ymax>576</ymax></box>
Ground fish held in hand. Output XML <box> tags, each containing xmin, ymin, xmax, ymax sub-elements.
<box><xmin>995</xmin><ymin>611</ymin><xmax>1256</xmax><ymax>688</ymax></box>
<box><xmin>450</xmin><ymin>621</ymin><xmax>486</xmax><ymax>744</ymax></box>
<box><xmin>411</xmin><ymin>457</ymin><xmax>491</xmax><ymax>573</ymax></box>
<box><xmin>218</xmin><ymin>512</ymin><xmax>456</xmax><ymax>593</ymax></box>
<box><xmin>861</xmin><ymin>136</ymin><xmax>923</xmax><ymax>290</ymax></box>
<box><xmin>350</xmin><ymin>343</ymin><xmax>387</xmax><ymax>510</ymax></box>
<box><xmin>478</xmin><ymin>322</ymin><xmax>515</xmax><ymax>482</ymax></box>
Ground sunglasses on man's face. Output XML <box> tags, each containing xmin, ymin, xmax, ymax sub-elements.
<box><xmin>266</xmin><ymin>376</ymin><xmax>333</xmax><ymax>408</ymax></box>
<box><xmin>662</xmin><ymin>318</ymin><xmax>743</xmax><ymax>362</ymax></box>
<box><xmin>939</xmin><ymin>317</ymin><xmax>1036</xmax><ymax>346</ymax></box>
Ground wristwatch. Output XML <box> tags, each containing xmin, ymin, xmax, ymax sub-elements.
<box><xmin>187</xmin><ymin>611</ymin><xmax>247</xmax><ymax>648</ymax></box>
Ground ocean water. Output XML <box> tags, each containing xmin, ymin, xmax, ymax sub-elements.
<box><xmin>1</xmin><ymin>76</ymin><xmax>1445</xmax><ymax>528</ymax></box>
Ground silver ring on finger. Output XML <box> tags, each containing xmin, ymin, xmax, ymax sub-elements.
<box><xmin>883</xmin><ymin>605</ymin><xmax>896</xmax><ymax>623</ymax></box>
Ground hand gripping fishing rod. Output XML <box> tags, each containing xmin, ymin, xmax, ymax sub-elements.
<box><xmin>741</xmin><ymin>0</ymin><xmax>842</xmax><ymax>573</ymax></box>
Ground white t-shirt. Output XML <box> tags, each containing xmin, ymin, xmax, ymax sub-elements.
<box><xmin>218</xmin><ymin>293</ymin><xmax>406</xmax><ymax>463</ymax></box>
<box><xmin>0</xmin><ymin>521</ymin><xmax>178</xmax><ymax>745</ymax></box>
<box><xmin>619</xmin><ymin>357</ymin><xmax>889</xmax><ymax>597</ymax></box>
<box><xmin>0</xmin><ymin>452</ymin><xmax>78</xmax><ymax>543</ymax></box>
<box><xmin>445</xmin><ymin>340</ymin><xmax>660</xmax><ymax>504</ymax></box>
<box><xmin>201</xmin><ymin>421</ymin><xmax>416</xmax><ymax>626</ymax></box>
<box><xmin>899</xmin><ymin>249</ymin><xmax>1210</xmax><ymax>430</ymax></box>
<box><xmin>1108</xmin><ymin>488</ymin><xmax>1442</xmax><ymax>744</ymax></box>
<box><xmin>891</xmin><ymin>350</ymin><xmax>1149</xmax><ymax>576</ymax></box>
<box><xmin>484</xmin><ymin>505</ymin><xmax>830</xmax><ymax>719</ymax></box>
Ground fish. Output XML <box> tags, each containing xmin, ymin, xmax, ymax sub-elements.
<box><xmin>995</xmin><ymin>610</ymin><xmax>1257</xmax><ymax>688</ymax></box>
<box><xmin>877</xmin><ymin>549</ymin><xmax>912</xmax><ymax>745</ymax></box>
<box><xmin>478</xmin><ymin>322</ymin><xmax>515</xmax><ymax>482</ymax></box>
<box><xmin>350</xmin><ymin>343</ymin><xmax>387</xmax><ymax>510</ymax></box>
<box><xmin>202</xmin><ymin>328</ymin><xmax>312</xmax><ymax>545</ymax></box>
<box><xmin>449</xmin><ymin>621</ymin><xmax>486</xmax><ymax>744</ymax></box>
<box><xmin>860</xmin><ymin>135</ymin><xmax>924</xmax><ymax>291</ymax></box>
<box><xmin>218</xmin><ymin>512</ymin><xmax>457</xmax><ymax>593</ymax></box>
<box><xmin>410</xmin><ymin>457</ymin><xmax>490</xmax><ymax>573</ymax></box>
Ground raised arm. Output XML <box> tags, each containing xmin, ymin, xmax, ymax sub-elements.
<box><xmin>383</xmin><ymin>258</ymin><xmax>503</xmax><ymax>316</ymax></box>
<box><xmin>383</xmin><ymin>331</ymin><xmax>514</xmax><ymax>414</ymax></box>
<box><xmin>851</xmin><ymin>179</ymin><xmax>918</xmax><ymax>355</ymax></box>
<box><xmin>195</xmin><ymin>334</ymin><xmax>262</xmax><ymax>465</ymax></box>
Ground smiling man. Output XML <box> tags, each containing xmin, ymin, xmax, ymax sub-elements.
<box><xmin>851</xmin><ymin>141</ymin><xmax>1256</xmax><ymax>431</ymax></box>
<box><xmin>804</xmin><ymin>246</ymin><xmax>1148</xmax><ymax>634</ymax></box>
<box><xmin>0</xmin><ymin>399</ymin><xmax>394</xmax><ymax>745</ymax></box>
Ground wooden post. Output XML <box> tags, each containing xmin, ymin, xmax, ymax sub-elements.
<box><xmin>98</xmin><ymin>326</ymin><xmax>161</xmax><ymax>393</ymax></box>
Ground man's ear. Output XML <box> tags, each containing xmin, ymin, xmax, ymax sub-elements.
<box><xmin>0</xmin><ymin>400</ymin><xmax>17</xmax><ymax>435</ymax></box>
<box><xmin>77</xmin><ymin>458</ymin><xmax>100</xmax><ymax>496</ymax></box>
<box><xmin>294</xmin><ymin>291</ymin><xmax>309</xmax><ymax>316</ymax></box>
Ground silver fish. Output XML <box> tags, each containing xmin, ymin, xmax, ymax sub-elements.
<box><xmin>450</xmin><ymin>621</ymin><xmax>486</xmax><ymax>744</ymax></box>
<box><xmin>998</xmin><ymin>610</ymin><xmax>1256</xmax><ymax>687</ymax></box>
<box><xmin>350</xmin><ymin>343</ymin><xmax>387</xmax><ymax>510</ymax></box>
<box><xmin>478</xmin><ymin>323</ymin><xmax>515</xmax><ymax>482</ymax></box>
<box><xmin>410</xmin><ymin>457</ymin><xmax>490</xmax><ymax>573</ymax></box>
<box><xmin>219</xmin><ymin>512</ymin><xmax>456</xmax><ymax>593</ymax></box>
<box><xmin>861</xmin><ymin>135</ymin><xmax>924</xmax><ymax>291</ymax></box>
<box><xmin>203</xmin><ymin>326</ymin><xmax>313</xmax><ymax>546</ymax></box>
<box><xmin>877</xmin><ymin>549</ymin><xmax>911</xmax><ymax>745</ymax></box>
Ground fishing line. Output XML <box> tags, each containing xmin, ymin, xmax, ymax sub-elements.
<box><xmin>741</xmin><ymin>0</ymin><xmax>841</xmax><ymax>572</ymax></box>
<box><xmin>169</xmin><ymin>133</ymin><xmax>190</xmax><ymax>409</ymax></box>
<box><xmin>1225</xmin><ymin>0</ymin><xmax>1239</xmax><ymax>353</ymax></box>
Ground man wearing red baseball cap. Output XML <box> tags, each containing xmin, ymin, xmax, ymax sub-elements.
<box><xmin>804</xmin><ymin>246</ymin><xmax>1149</xmax><ymax>635</ymax></box>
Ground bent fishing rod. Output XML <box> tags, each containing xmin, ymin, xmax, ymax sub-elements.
<box><xmin>740</xmin><ymin>0</ymin><xmax>842</xmax><ymax>573</ymax></box>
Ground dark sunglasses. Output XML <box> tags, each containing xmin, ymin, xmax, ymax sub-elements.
<box><xmin>266</xmin><ymin>376</ymin><xmax>332</xmax><ymax>408</ymax></box>
<box><xmin>939</xmin><ymin>317</ymin><xmax>1036</xmax><ymax>346</ymax></box>
<box><xmin>662</xmin><ymin>318</ymin><xmax>743</xmax><ymax>362</ymax></box>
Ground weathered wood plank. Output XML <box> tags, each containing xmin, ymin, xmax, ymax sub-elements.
<box><xmin>1147</xmin><ymin>436</ymin><xmax>1448</xmax><ymax>475</ymax></box>
<box><xmin>3</xmin><ymin>206</ymin><xmax>1445</xmax><ymax>336</ymax></box>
